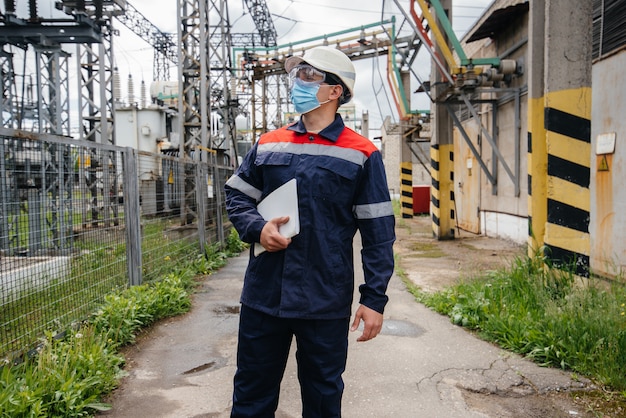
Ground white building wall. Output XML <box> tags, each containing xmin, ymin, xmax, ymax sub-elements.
<box><xmin>381</xmin><ymin>119</ymin><xmax>402</xmax><ymax>200</ymax></box>
<box><xmin>481</xmin><ymin>211</ymin><xmax>527</xmax><ymax>243</ymax></box>
<box><xmin>381</xmin><ymin>119</ymin><xmax>430</xmax><ymax>204</ymax></box>
<box><xmin>589</xmin><ymin>50</ymin><xmax>626</xmax><ymax>278</ymax></box>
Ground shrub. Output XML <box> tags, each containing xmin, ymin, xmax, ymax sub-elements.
<box><xmin>0</xmin><ymin>327</ymin><xmax>124</xmax><ymax>417</ymax></box>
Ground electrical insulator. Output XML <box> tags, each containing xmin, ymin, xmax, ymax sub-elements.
<box><xmin>128</xmin><ymin>74</ymin><xmax>135</xmax><ymax>106</ymax></box>
<box><xmin>140</xmin><ymin>80</ymin><xmax>147</xmax><ymax>109</ymax></box>
<box><xmin>499</xmin><ymin>59</ymin><xmax>517</xmax><ymax>75</ymax></box>
<box><xmin>113</xmin><ymin>67</ymin><xmax>122</xmax><ymax>103</ymax></box>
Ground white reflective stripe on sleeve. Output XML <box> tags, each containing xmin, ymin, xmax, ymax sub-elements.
<box><xmin>225</xmin><ymin>174</ymin><xmax>263</xmax><ymax>202</ymax></box>
<box><xmin>353</xmin><ymin>201</ymin><xmax>394</xmax><ymax>219</ymax></box>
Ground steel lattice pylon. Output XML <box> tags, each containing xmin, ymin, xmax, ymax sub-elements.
<box><xmin>176</xmin><ymin>0</ymin><xmax>210</xmax><ymax>231</ymax></box>
<box><xmin>76</xmin><ymin>30</ymin><xmax>120</xmax><ymax>228</ymax></box>
<box><xmin>243</xmin><ymin>0</ymin><xmax>277</xmax><ymax>47</ymax></box>
<box><xmin>207</xmin><ymin>0</ymin><xmax>238</xmax><ymax>157</ymax></box>
<box><xmin>0</xmin><ymin>48</ymin><xmax>17</xmax><ymax>129</ymax></box>
<box><xmin>0</xmin><ymin>1</ymin><xmax>121</xmax><ymax>245</ymax></box>
<box><xmin>113</xmin><ymin>0</ymin><xmax>177</xmax><ymax>81</ymax></box>
<box><xmin>177</xmin><ymin>0</ymin><xmax>210</xmax><ymax>156</ymax></box>
<box><xmin>35</xmin><ymin>46</ymin><xmax>71</xmax><ymax>136</ymax></box>
<box><xmin>42</xmin><ymin>141</ymin><xmax>74</xmax><ymax>252</ymax></box>
<box><xmin>76</xmin><ymin>36</ymin><xmax>116</xmax><ymax>146</ymax></box>
<box><xmin>250</xmin><ymin>70</ymin><xmax>290</xmax><ymax>139</ymax></box>
<box><xmin>176</xmin><ymin>0</ymin><xmax>242</xmax><ymax>238</ymax></box>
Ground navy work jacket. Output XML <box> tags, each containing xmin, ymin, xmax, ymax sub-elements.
<box><xmin>225</xmin><ymin>115</ymin><xmax>396</xmax><ymax>319</ymax></box>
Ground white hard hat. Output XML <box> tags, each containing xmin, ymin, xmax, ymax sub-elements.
<box><xmin>285</xmin><ymin>46</ymin><xmax>355</xmax><ymax>104</ymax></box>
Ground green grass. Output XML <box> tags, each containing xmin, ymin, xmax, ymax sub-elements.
<box><xmin>0</xmin><ymin>228</ymin><xmax>247</xmax><ymax>417</ymax></box>
<box><xmin>0</xmin><ymin>258</ymin><xmax>127</xmax><ymax>358</ymax></box>
<box><xmin>403</xmin><ymin>252</ymin><xmax>626</xmax><ymax>394</ymax></box>
<box><xmin>392</xmin><ymin>199</ymin><xmax>401</xmax><ymax>216</ymax></box>
<box><xmin>408</xmin><ymin>241</ymin><xmax>446</xmax><ymax>258</ymax></box>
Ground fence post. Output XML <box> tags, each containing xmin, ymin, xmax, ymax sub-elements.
<box><xmin>0</xmin><ymin>139</ymin><xmax>9</xmax><ymax>250</ymax></box>
<box><xmin>196</xmin><ymin>161</ymin><xmax>207</xmax><ymax>254</ymax></box>
<box><xmin>214</xmin><ymin>161</ymin><xmax>225</xmax><ymax>244</ymax></box>
<box><xmin>123</xmin><ymin>147</ymin><xmax>143</xmax><ymax>286</ymax></box>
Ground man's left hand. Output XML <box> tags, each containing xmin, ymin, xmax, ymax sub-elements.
<box><xmin>350</xmin><ymin>305</ymin><xmax>383</xmax><ymax>342</ymax></box>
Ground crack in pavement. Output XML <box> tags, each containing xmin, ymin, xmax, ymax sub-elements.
<box><xmin>417</xmin><ymin>354</ymin><xmax>590</xmax><ymax>400</ymax></box>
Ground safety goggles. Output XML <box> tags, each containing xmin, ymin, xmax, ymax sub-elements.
<box><xmin>288</xmin><ymin>64</ymin><xmax>326</xmax><ymax>88</ymax></box>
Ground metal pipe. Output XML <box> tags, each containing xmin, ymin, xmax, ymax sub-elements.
<box><xmin>392</xmin><ymin>0</ymin><xmax>454</xmax><ymax>85</ymax></box>
<box><xmin>491</xmin><ymin>103</ymin><xmax>498</xmax><ymax>195</ymax></box>
<box><xmin>414</xmin><ymin>0</ymin><xmax>458</xmax><ymax>71</ymax></box>
<box><xmin>514</xmin><ymin>88</ymin><xmax>520</xmax><ymax>197</ymax></box>
<box><xmin>427</xmin><ymin>0</ymin><xmax>467</xmax><ymax>63</ymax></box>
<box><xmin>445</xmin><ymin>102</ymin><xmax>496</xmax><ymax>185</ymax></box>
<box><xmin>233</xmin><ymin>19</ymin><xmax>394</xmax><ymax>60</ymax></box>
<box><xmin>459</xmin><ymin>93</ymin><xmax>517</xmax><ymax>186</ymax></box>
<box><xmin>386</xmin><ymin>51</ymin><xmax>406</xmax><ymax>118</ymax></box>
<box><xmin>499</xmin><ymin>37</ymin><xmax>528</xmax><ymax>60</ymax></box>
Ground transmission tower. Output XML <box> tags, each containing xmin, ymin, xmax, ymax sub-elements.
<box><xmin>112</xmin><ymin>1</ymin><xmax>177</xmax><ymax>81</ymax></box>
<box><xmin>0</xmin><ymin>48</ymin><xmax>17</xmax><ymax>129</ymax></box>
<box><xmin>243</xmin><ymin>0</ymin><xmax>277</xmax><ymax>47</ymax></box>
<box><xmin>176</xmin><ymin>0</ymin><xmax>272</xmax><ymax>235</ymax></box>
<box><xmin>0</xmin><ymin>0</ymin><xmax>121</xmax><ymax>254</ymax></box>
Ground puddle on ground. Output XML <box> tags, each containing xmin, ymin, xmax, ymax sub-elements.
<box><xmin>182</xmin><ymin>361</ymin><xmax>216</xmax><ymax>375</ymax></box>
<box><xmin>380</xmin><ymin>319</ymin><xmax>425</xmax><ymax>337</ymax></box>
<box><xmin>213</xmin><ymin>305</ymin><xmax>240</xmax><ymax>315</ymax></box>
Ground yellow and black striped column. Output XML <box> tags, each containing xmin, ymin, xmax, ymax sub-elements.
<box><xmin>429</xmin><ymin>0</ymin><xmax>455</xmax><ymax>240</ymax></box>
<box><xmin>430</xmin><ymin>144</ymin><xmax>455</xmax><ymax>238</ymax></box>
<box><xmin>528</xmin><ymin>0</ymin><xmax>592</xmax><ymax>276</ymax></box>
<box><xmin>400</xmin><ymin>162</ymin><xmax>413</xmax><ymax>218</ymax></box>
<box><xmin>543</xmin><ymin>90</ymin><xmax>591</xmax><ymax>276</ymax></box>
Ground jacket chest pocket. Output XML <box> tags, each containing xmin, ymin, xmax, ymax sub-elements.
<box><xmin>255</xmin><ymin>152</ymin><xmax>294</xmax><ymax>193</ymax></box>
<box><xmin>312</xmin><ymin>160</ymin><xmax>359</xmax><ymax>205</ymax></box>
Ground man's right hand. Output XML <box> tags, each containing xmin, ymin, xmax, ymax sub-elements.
<box><xmin>260</xmin><ymin>216</ymin><xmax>291</xmax><ymax>252</ymax></box>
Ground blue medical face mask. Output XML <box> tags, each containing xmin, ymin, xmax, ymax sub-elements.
<box><xmin>290</xmin><ymin>79</ymin><xmax>330</xmax><ymax>114</ymax></box>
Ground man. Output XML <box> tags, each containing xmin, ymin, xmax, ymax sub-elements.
<box><xmin>224</xmin><ymin>46</ymin><xmax>396</xmax><ymax>417</ymax></box>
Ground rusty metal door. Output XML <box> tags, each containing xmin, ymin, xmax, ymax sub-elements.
<box><xmin>454</xmin><ymin>123</ymin><xmax>481</xmax><ymax>234</ymax></box>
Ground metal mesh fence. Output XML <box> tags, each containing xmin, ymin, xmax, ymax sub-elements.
<box><xmin>0</xmin><ymin>129</ymin><xmax>233</xmax><ymax>359</ymax></box>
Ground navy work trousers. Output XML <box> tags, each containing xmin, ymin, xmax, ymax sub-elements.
<box><xmin>231</xmin><ymin>305</ymin><xmax>350</xmax><ymax>418</ymax></box>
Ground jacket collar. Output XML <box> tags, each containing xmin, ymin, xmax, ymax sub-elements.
<box><xmin>287</xmin><ymin>113</ymin><xmax>345</xmax><ymax>142</ymax></box>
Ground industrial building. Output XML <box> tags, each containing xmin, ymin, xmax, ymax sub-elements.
<box><xmin>381</xmin><ymin>0</ymin><xmax>624</xmax><ymax>279</ymax></box>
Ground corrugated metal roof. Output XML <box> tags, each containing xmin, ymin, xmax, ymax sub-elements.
<box><xmin>464</xmin><ymin>0</ymin><xmax>529</xmax><ymax>43</ymax></box>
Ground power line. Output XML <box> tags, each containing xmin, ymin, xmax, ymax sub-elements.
<box><xmin>285</xmin><ymin>0</ymin><xmax>381</xmax><ymax>15</ymax></box>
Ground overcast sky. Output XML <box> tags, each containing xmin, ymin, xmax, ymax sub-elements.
<box><xmin>115</xmin><ymin>0</ymin><xmax>492</xmax><ymax>136</ymax></box>
<box><xmin>5</xmin><ymin>0</ymin><xmax>492</xmax><ymax>137</ymax></box>
<box><xmin>115</xmin><ymin>0</ymin><xmax>491</xmax><ymax>136</ymax></box>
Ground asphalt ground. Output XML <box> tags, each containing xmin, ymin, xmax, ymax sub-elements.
<box><xmin>99</xmin><ymin>231</ymin><xmax>593</xmax><ymax>418</ymax></box>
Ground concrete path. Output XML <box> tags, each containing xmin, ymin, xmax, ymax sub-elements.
<box><xmin>100</xmin><ymin>241</ymin><xmax>591</xmax><ymax>418</ymax></box>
